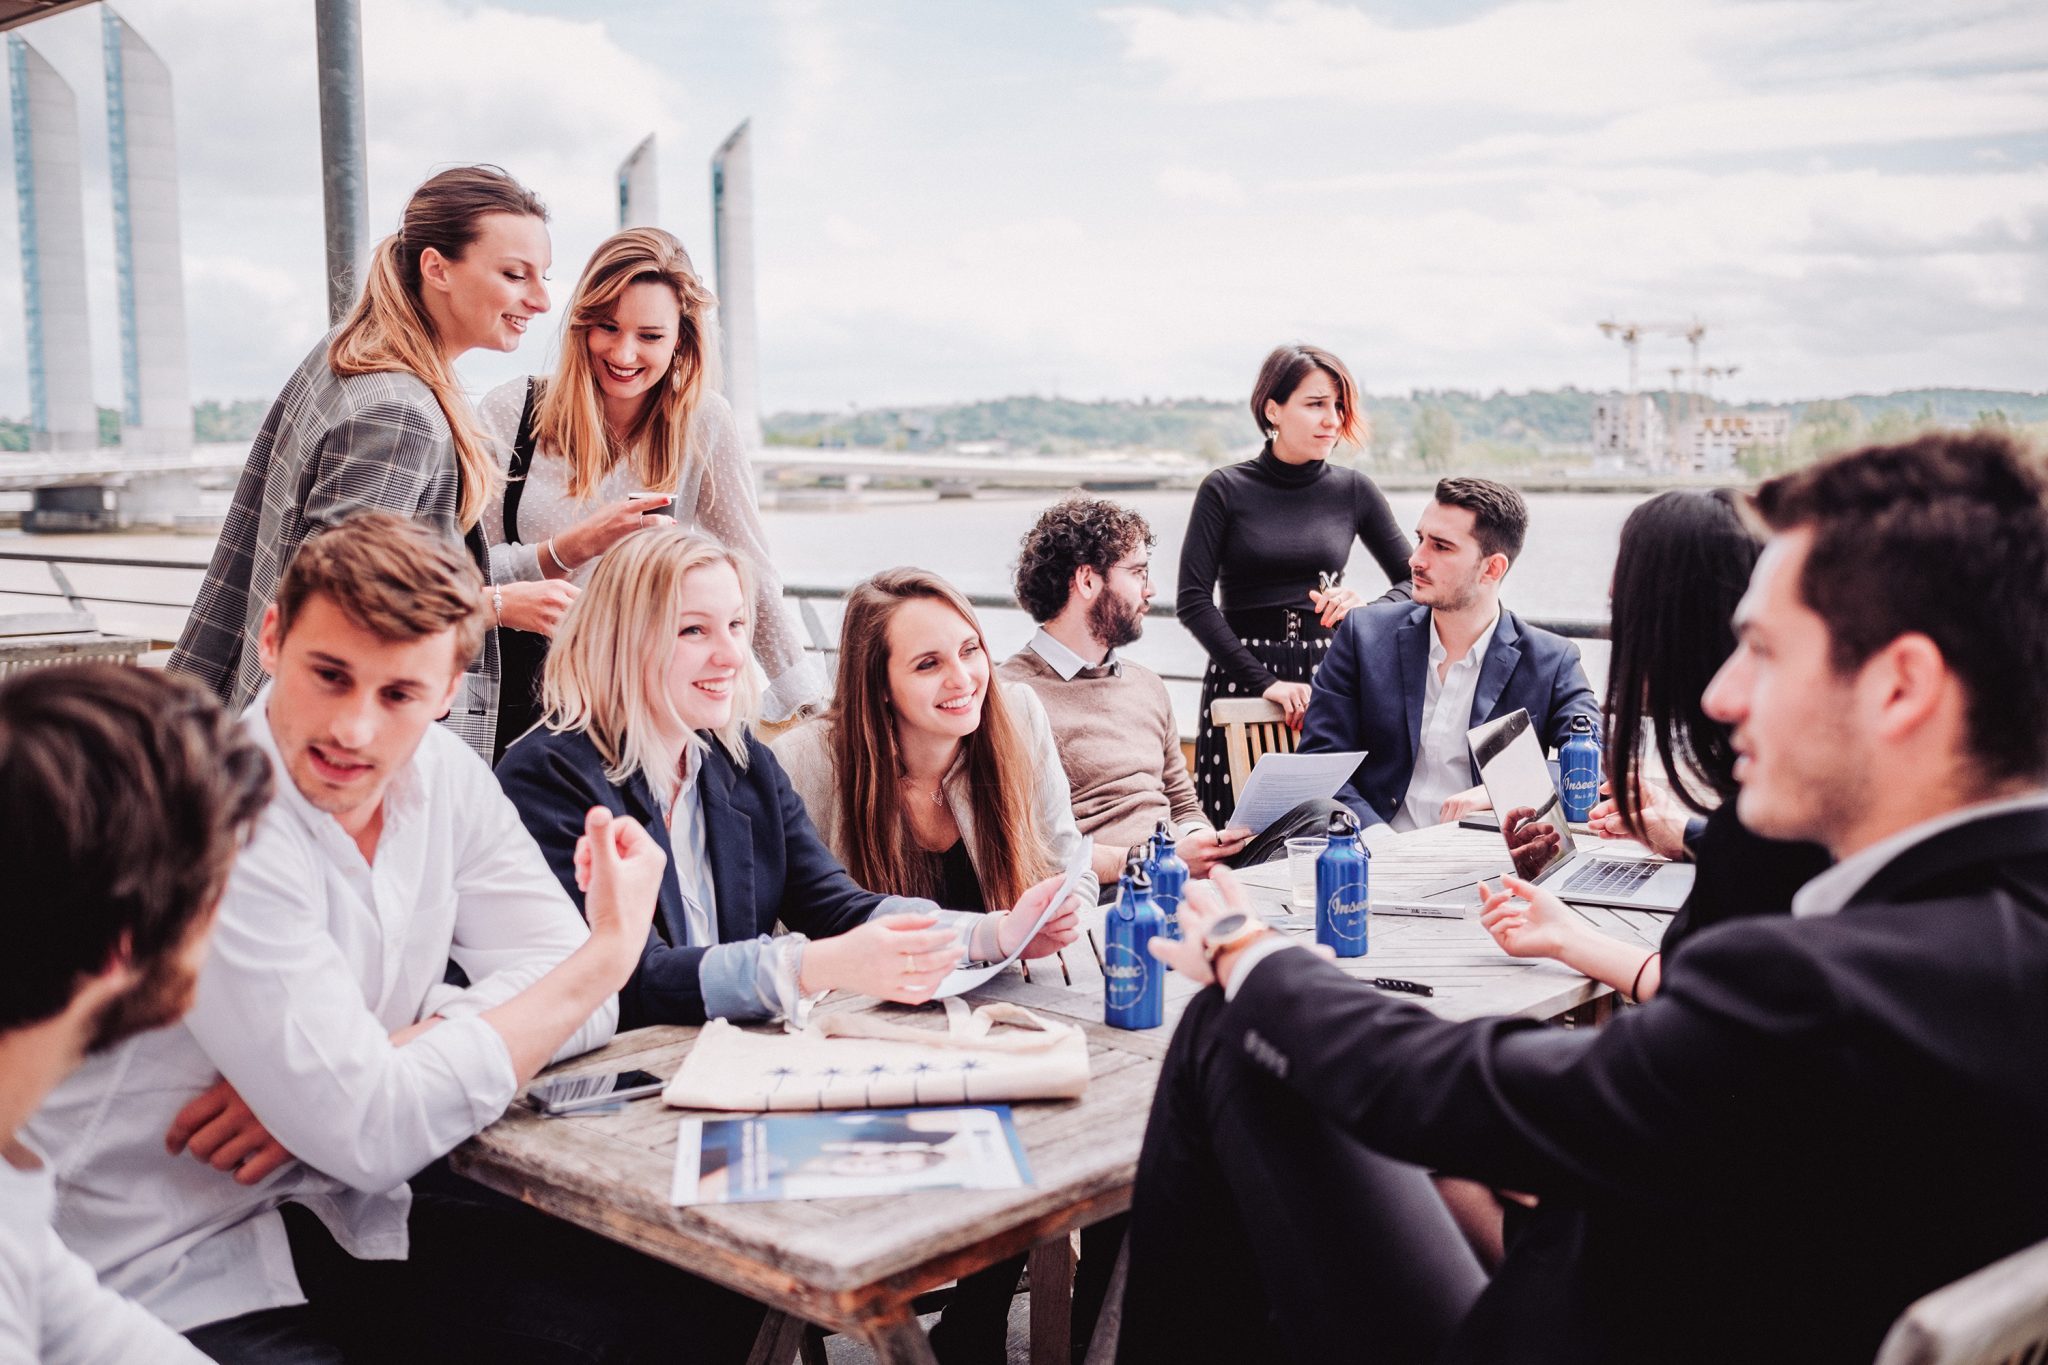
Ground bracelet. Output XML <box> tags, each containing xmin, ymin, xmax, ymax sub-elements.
<box><xmin>1627</xmin><ymin>951</ymin><xmax>1660</xmax><ymax>1004</ymax></box>
<box><xmin>492</xmin><ymin>585</ymin><xmax>503</xmax><ymax>628</ymax></box>
<box><xmin>544</xmin><ymin>538</ymin><xmax>572</xmax><ymax>575</ymax></box>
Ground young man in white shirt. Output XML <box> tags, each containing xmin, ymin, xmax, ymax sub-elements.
<box><xmin>0</xmin><ymin>664</ymin><xmax>273</xmax><ymax>1364</ymax></box>
<box><xmin>1299</xmin><ymin>477</ymin><xmax>1598</xmax><ymax>844</ymax></box>
<box><xmin>31</xmin><ymin>513</ymin><xmax>762</xmax><ymax>1362</ymax></box>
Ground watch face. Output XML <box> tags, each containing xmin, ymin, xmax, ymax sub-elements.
<box><xmin>1206</xmin><ymin>912</ymin><xmax>1250</xmax><ymax>947</ymax></box>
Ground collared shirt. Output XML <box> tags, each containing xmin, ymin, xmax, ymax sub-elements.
<box><xmin>0</xmin><ymin>1141</ymin><xmax>208</xmax><ymax>1364</ymax></box>
<box><xmin>657</xmin><ymin>741</ymin><xmax>939</xmax><ymax>1025</ymax></box>
<box><xmin>1027</xmin><ymin>626</ymin><xmax>1120</xmax><ymax>682</ymax></box>
<box><xmin>1791</xmin><ymin>787</ymin><xmax>2048</xmax><ymax>918</ymax></box>
<box><xmin>29</xmin><ymin>689</ymin><xmax>613</xmax><ymax>1333</ymax></box>
<box><xmin>1390</xmin><ymin>607</ymin><xmax>1502</xmax><ymax>833</ymax></box>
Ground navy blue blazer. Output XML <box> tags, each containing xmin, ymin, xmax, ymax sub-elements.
<box><xmin>495</xmin><ymin>725</ymin><xmax>887</xmax><ymax>1029</ymax></box>
<box><xmin>1299</xmin><ymin>600</ymin><xmax>1599</xmax><ymax>827</ymax></box>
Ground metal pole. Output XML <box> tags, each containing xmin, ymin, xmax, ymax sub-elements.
<box><xmin>314</xmin><ymin>0</ymin><xmax>369</xmax><ymax>324</ymax></box>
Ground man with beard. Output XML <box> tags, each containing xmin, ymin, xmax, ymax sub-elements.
<box><xmin>1117</xmin><ymin>432</ymin><xmax>2048</xmax><ymax>1364</ymax></box>
<box><xmin>0</xmin><ymin>665</ymin><xmax>272</xmax><ymax>1362</ymax></box>
<box><xmin>1002</xmin><ymin>494</ymin><xmax>1344</xmax><ymax>885</ymax></box>
<box><xmin>1300</xmin><ymin>476</ymin><xmax>1598</xmax><ymax>842</ymax></box>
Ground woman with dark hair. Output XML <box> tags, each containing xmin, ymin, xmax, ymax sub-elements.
<box><xmin>168</xmin><ymin>165</ymin><xmax>567</xmax><ymax>760</ymax></box>
<box><xmin>1177</xmin><ymin>344</ymin><xmax>1412</xmax><ymax>827</ymax></box>
<box><xmin>479</xmin><ymin>227</ymin><xmax>824</xmax><ymax>755</ymax></box>
<box><xmin>1479</xmin><ymin>488</ymin><xmax>1831</xmax><ymax>1000</ymax></box>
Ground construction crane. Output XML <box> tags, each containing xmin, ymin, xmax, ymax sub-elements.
<box><xmin>1596</xmin><ymin>318</ymin><xmax>1706</xmax><ymax>397</ymax></box>
<box><xmin>1702</xmin><ymin>364</ymin><xmax>1742</xmax><ymax>411</ymax></box>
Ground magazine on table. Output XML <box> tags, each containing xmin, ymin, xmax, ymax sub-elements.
<box><xmin>670</xmin><ymin>1105</ymin><xmax>1035</xmax><ymax>1206</ymax></box>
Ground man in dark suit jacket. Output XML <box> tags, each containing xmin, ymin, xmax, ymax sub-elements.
<box><xmin>1119</xmin><ymin>432</ymin><xmax>2048</xmax><ymax>1365</ymax></box>
<box><xmin>1299</xmin><ymin>477</ymin><xmax>1598</xmax><ymax>836</ymax></box>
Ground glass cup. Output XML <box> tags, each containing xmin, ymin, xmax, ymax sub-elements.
<box><xmin>1286</xmin><ymin>837</ymin><xmax>1328</xmax><ymax>910</ymax></box>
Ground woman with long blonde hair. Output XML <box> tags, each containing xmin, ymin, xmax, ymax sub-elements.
<box><xmin>495</xmin><ymin>530</ymin><xmax>1075</xmax><ymax>1032</ymax></box>
<box><xmin>480</xmin><ymin>227</ymin><xmax>824</xmax><ymax>753</ymax></box>
<box><xmin>168</xmin><ymin>165</ymin><xmax>570</xmax><ymax>760</ymax></box>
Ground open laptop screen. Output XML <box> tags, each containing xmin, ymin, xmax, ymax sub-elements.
<box><xmin>1469</xmin><ymin>709</ymin><xmax>1575</xmax><ymax>881</ymax></box>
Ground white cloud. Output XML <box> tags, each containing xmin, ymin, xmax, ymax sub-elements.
<box><xmin>1157</xmin><ymin>164</ymin><xmax>1245</xmax><ymax>205</ymax></box>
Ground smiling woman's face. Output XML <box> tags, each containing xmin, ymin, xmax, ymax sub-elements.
<box><xmin>586</xmin><ymin>279</ymin><xmax>682</xmax><ymax>416</ymax></box>
<box><xmin>883</xmin><ymin>597</ymin><xmax>989</xmax><ymax>745</ymax></box>
<box><xmin>659</xmin><ymin>561</ymin><xmax>749</xmax><ymax>733</ymax></box>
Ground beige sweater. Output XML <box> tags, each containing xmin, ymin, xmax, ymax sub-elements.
<box><xmin>997</xmin><ymin>647</ymin><xmax>1207</xmax><ymax>849</ymax></box>
<box><xmin>769</xmin><ymin>682</ymin><xmax>1099</xmax><ymax>907</ymax></box>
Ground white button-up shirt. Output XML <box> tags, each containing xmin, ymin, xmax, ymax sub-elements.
<box><xmin>1</xmin><ymin>1140</ymin><xmax>209</xmax><ymax>1364</ymax></box>
<box><xmin>28</xmin><ymin>690</ymin><xmax>614</xmax><ymax>1333</ymax></box>
<box><xmin>1390</xmin><ymin>607</ymin><xmax>1501</xmax><ymax>833</ymax></box>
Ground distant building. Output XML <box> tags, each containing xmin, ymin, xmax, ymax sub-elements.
<box><xmin>1681</xmin><ymin>411</ymin><xmax>1790</xmax><ymax>473</ymax></box>
<box><xmin>103</xmin><ymin>8</ymin><xmax>190</xmax><ymax>456</ymax></box>
<box><xmin>616</xmin><ymin>133</ymin><xmax>657</xmax><ymax>229</ymax></box>
<box><xmin>1591</xmin><ymin>394</ymin><xmax>1666</xmax><ymax>470</ymax></box>
<box><xmin>711</xmin><ymin>120</ymin><xmax>761</xmax><ymax>449</ymax></box>
<box><xmin>8</xmin><ymin>34</ymin><xmax>97</xmax><ymax>453</ymax></box>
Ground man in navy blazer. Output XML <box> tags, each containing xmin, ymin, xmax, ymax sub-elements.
<box><xmin>1117</xmin><ymin>433</ymin><xmax>2048</xmax><ymax>1364</ymax></box>
<box><xmin>1299</xmin><ymin>477</ymin><xmax>1597</xmax><ymax>836</ymax></box>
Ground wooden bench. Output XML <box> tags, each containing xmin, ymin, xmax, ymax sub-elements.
<box><xmin>1209</xmin><ymin>696</ymin><xmax>1297</xmax><ymax>804</ymax></box>
<box><xmin>1874</xmin><ymin>1236</ymin><xmax>2048</xmax><ymax>1365</ymax></box>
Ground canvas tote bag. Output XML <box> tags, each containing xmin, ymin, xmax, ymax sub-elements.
<box><xmin>662</xmin><ymin>997</ymin><xmax>1091</xmax><ymax>1111</ymax></box>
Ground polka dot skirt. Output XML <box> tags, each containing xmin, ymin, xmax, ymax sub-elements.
<box><xmin>1193</xmin><ymin>633</ymin><xmax>1333</xmax><ymax>829</ymax></box>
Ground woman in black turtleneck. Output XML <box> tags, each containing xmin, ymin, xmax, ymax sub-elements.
<box><xmin>1177</xmin><ymin>344</ymin><xmax>1413</xmax><ymax>827</ymax></box>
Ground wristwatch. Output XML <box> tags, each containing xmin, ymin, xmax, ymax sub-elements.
<box><xmin>1201</xmin><ymin>912</ymin><xmax>1269</xmax><ymax>974</ymax></box>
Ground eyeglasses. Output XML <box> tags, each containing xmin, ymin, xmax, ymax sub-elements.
<box><xmin>1108</xmin><ymin>561</ymin><xmax>1152</xmax><ymax>584</ymax></box>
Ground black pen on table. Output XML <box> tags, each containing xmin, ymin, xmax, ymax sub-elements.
<box><xmin>1371</xmin><ymin>977</ymin><xmax>1434</xmax><ymax>997</ymax></box>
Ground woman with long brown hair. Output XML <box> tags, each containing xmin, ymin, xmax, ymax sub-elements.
<box><xmin>168</xmin><ymin>165</ymin><xmax>570</xmax><ymax>759</ymax></box>
<box><xmin>771</xmin><ymin>566</ymin><xmax>1090</xmax><ymax>1363</ymax></box>
<box><xmin>479</xmin><ymin>227</ymin><xmax>824</xmax><ymax>754</ymax></box>
<box><xmin>775</xmin><ymin>567</ymin><xmax>1097</xmax><ymax>918</ymax></box>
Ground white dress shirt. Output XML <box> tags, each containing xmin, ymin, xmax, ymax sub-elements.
<box><xmin>28</xmin><ymin>690</ymin><xmax>614</xmax><ymax>1333</ymax></box>
<box><xmin>1790</xmin><ymin>787</ymin><xmax>2048</xmax><ymax>918</ymax></box>
<box><xmin>0</xmin><ymin>1141</ymin><xmax>208</xmax><ymax>1365</ymax></box>
<box><xmin>1390</xmin><ymin>608</ymin><xmax>1501</xmax><ymax>834</ymax></box>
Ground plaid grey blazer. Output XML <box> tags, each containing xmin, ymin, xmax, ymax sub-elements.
<box><xmin>167</xmin><ymin>337</ymin><xmax>499</xmax><ymax>759</ymax></box>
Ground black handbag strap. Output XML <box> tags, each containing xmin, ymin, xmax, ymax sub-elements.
<box><xmin>502</xmin><ymin>377</ymin><xmax>540</xmax><ymax>544</ymax></box>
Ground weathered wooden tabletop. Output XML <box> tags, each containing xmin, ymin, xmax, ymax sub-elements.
<box><xmin>447</xmin><ymin>822</ymin><xmax>1668</xmax><ymax>1365</ymax></box>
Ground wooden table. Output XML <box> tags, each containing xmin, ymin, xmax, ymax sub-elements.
<box><xmin>448</xmin><ymin>823</ymin><xmax>1667</xmax><ymax>1364</ymax></box>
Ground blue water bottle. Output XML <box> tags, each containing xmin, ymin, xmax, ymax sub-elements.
<box><xmin>1150</xmin><ymin>820</ymin><xmax>1188</xmax><ymax>942</ymax></box>
<box><xmin>1104</xmin><ymin>867</ymin><xmax>1167</xmax><ymax>1030</ymax></box>
<box><xmin>1560</xmin><ymin>714</ymin><xmax>1601</xmax><ymax>825</ymax></box>
<box><xmin>1316</xmin><ymin>810</ymin><xmax>1370</xmax><ymax>958</ymax></box>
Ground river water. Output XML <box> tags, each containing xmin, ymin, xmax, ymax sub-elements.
<box><xmin>0</xmin><ymin>486</ymin><xmax>1645</xmax><ymax>729</ymax></box>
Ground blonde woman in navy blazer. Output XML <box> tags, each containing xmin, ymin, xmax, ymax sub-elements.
<box><xmin>495</xmin><ymin>528</ymin><xmax>1077</xmax><ymax>1029</ymax></box>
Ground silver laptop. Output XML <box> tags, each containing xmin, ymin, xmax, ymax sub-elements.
<box><xmin>1467</xmin><ymin>709</ymin><xmax>1695</xmax><ymax>912</ymax></box>
<box><xmin>1375</xmin><ymin>709</ymin><xmax>1695</xmax><ymax>916</ymax></box>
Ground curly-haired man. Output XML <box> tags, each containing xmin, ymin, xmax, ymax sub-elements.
<box><xmin>1002</xmin><ymin>493</ymin><xmax>1345</xmax><ymax>889</ymax></box>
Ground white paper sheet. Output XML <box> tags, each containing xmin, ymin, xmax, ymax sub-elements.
<box><xmin>1225</xmin><ymin>750</ymin><xmax>1368</xmax><ymax>833</ymax></box>
<box><xmin>931</xmin><ymin>848</ymin><xmax>1093</xmax><ymax>999</ymax></box>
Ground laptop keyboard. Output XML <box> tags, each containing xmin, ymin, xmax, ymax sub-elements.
<box><xmin>1560</xmin><ymin>857</ymin><xmax>1659</xmax><ymax>897</ymax></box>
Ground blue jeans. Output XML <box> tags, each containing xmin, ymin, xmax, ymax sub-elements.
<box><xmin>186</xmin><ymin>1166</ymin><xmax>764</xmax><ymax>1364</ymax></box>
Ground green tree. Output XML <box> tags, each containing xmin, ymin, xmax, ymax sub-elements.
<box><xmin>1414</xmin><ymin>405</ymin><xmax>1458</xmax><ymax>472</ymax></box>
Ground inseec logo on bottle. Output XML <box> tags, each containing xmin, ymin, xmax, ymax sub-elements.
<box><xmin>1104</xmin><ymin>942</ymin><xmax>1148</xmax><ymax>1006</ymax></box>
<box><xmin>1325</xmin><ymin>891</ymin><xmax>1369</xmax><ymax>941</ymax></box>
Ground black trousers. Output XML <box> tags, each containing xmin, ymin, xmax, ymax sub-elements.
<box><xmin>186</xmin><ymin>1166</ymin><xmax>765</xmax><ymax>1365</ymax></box>
<box><xmin>1116</xmin><ymin>987</ymin><xmax>1487</xmax><ymax>1364</ymax></box>
<box><xmin>1226</xmin><ymin>797</ymin><xmax>1354</xmax><ymax>869</ymax></box>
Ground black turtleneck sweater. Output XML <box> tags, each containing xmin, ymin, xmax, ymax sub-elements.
<box><xmin>1176</xmin><ymin>448</ymin><xmax>1413</xmax><ymax>692</ymax></box>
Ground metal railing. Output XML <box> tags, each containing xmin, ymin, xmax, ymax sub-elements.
<box><xmin>0</xmin><ymin>551</ymin><xmax>1612</xmax><ymax>678</ymax></box>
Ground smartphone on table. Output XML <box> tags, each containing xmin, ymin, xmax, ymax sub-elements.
<box><xmin>524</xmin><ymin>1068</ymin><xmax>664</xmax><ymax>1116</ymax></box>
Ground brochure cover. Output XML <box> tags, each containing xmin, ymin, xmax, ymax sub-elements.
<box><xmin>670</xmin><ymin>1105</ymin><xmax>1035</xmax><ymax>1206</ymax></box>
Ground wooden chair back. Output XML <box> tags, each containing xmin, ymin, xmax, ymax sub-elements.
<box><xmin>1873</xmin><ymin>1237</ymin><xmax>2048</xmax><ymax>1365</ymax></box>
<box><xmin>1210</xmin><ymin>697</ymin><xmax>1298</xmax><ymax>804</ymax></box>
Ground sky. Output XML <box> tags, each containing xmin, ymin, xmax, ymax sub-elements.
<box><xmin>1</xmin><ymin>0</ymin><xmax>2043</xmax><ymax>420</ymax></box>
